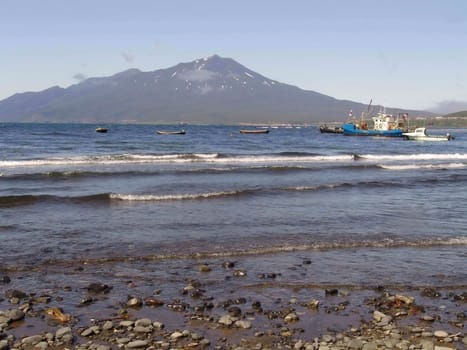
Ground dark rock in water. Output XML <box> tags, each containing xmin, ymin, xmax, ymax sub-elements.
<box><xmin>228</xmin><ymin>306</ymin><xmax>242</xmax><ymax>317</ymax></box>
<box><xmin>1</xmin><ymin>276</ymin><xmax>11</xmax><ymax>284</ymax></box>
<box><xmin>144</xmin><ymin>297</ymin><xmax>164</xmax><ymax>307</ymax></box>
<box><xmin>451</xmin><ymin>292</ymin><xmax>467</xmax><ymax>301</ymax></box>
<box><xmin>222</xmin><ymin>261</ymin><xmax>236</xmax><ymax>269</ymax></box>
<box><xmin>252</xmin><ymin>300</ymin><xmax>262</xmax><ymax>310</ymax></box>
<box><xmin>79</xmin><ymin>295</ymin><xmax>94</xmax><ymax>306</ymax></box>
<box><xmin>421</xmin><ymin>288</ymin><xmax>441</xmax><ymax>298</ymax></box>
<box><xmin>325</xmin><ymin>289</ymin><xmax>339</xmax><ymax>296</ymax></box>
<box><xmin>235</xmin><ymin>297</ymin><xmax>247</xmax><ymax>304</ymax></box>
<box><xmin>86</xmin><ymin>283</ymin><xmax>112</xmax><ymax>294</ymax></box>
<box><xmin>5</xmin><ymin>289</ymin><xmax>27</xmax><ymax>299</ymax></box>
<box><xmin>303</xmin><ymin>259</ymin><xmax>312</xmax><ymax>265</ymax></box>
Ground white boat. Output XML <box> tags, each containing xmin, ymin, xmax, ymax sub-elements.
<box><xmin>156</xmin><ymin>130</ymin><xmax>186</xmax><ymax>135</ymax></box>
<box><xmin>402</xmin><ymin>128</ymin><xmax>452</xmax><ymax>141</ymax></box>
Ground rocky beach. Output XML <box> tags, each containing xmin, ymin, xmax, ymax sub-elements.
<box><xmin>0</xmin><ymin>255</ymin><xmax>465</xmax><ymax>350</ymax></box>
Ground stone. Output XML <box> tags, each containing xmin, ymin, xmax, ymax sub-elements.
<box><xmin>419</xmin><ymin>340</ymin><xmax>434</xmax><ymax>350</ymax></box>
<box><xmin>433</xmin><ymin>330</ymin><xmax>449</xmax><ymax>338</ymax></box>
<box><xmin>153</xmin><ymin>321</ymin><xmax>165</xmax><ymax>329</ymax></box>
<box><xmin>362</xmin><ymin>342</ymin><xmax>377</xmax><ymax>350</ymax></box>
<box><xmin>21</xmin><ymin>335</ymin><xmax>43</xmax><ymax>345</ymax></box>
<box><xmin>284</xmin><ymin>312</ymin><xmax>299</xmax><ymax>323</ymax></box>
<box><xmin>102</xmin><ymin>320</ymin><xmax>114</xmax><ymax>330</ymax></box>
<box><xmin>120</xmin><ymin>320</ymin><xmax>135</xmax><ymax>327</ymax></box>
<box><xmin>81</xmin><ymin>325</ymin><xmax>100</xmax><ymax>337</ymax></box>
<box><xmin>56</xmin><ymin>326</ymin><xmax>72</xmax><ymax>339</ymax></box>
<box><xmin>198</xmin><ymin>264</ymin><xmax>211</xmax><ymax>272</ymax></box>
<box><xmin>134</xmin><ymin>325</ymin><xmax>152</xmax><ymax>333</ymax></box>
<box><xmin>218</xmin><ymin>314</ymin><xmax>235</xmax><ymax>326</ymax></box>
<box><xmin>235</xmin><ymin>320</ymin><xmax>252</xmax><ymax>329</ymax></box>
<box><xmin>0</xmin><ymin>340</ymin><xmax>8</xmax><ymax>350</ymax></box>
<box><xmin>347</xmin><ymin>339</ymin><xmax>364</xmax><ymax>350</ymax></box>
<box><xmin>126</xmin><ymin>340</ymin><xmax>148</xmax><ymax>348</ymax></box>
<box><xmin>135</xmin><ymin>318</ymin><xmax>152</xmax><ymax>327</ymax></box>
<box><xmin>170</xmin><ymin>331</ymin><xmax>185</xmax><ymax>340</ymax></box>
<box><xmin>86</xmin><ymin>283</ymin><xmax>112</xmax><ymax>294</ymax></box>
<box><xmin>127</xmin><ymin>297</ymin><xmax>143</xmax><ymax>307</ymax></box>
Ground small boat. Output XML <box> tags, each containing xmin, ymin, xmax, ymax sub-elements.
<box><xmin>402</xmin><ymin>128</ymin><xmax>452</xmax><ymax>141</ymax></box>
<box><xmin>320</xmin><ymin>125</ymin><xmax>343</xmax><ymax>134</ymax></box>
<box><xmin>239</xmin><ymin>129</ymin><xmax>270</xmax><ymax>134</ymax></box>
<box><xmin>95</xmin><ymin>127</ymin><xmax>108</xmax><ymax>133</ymax></box>
<box><xmin>156</xmin><ymin>130</ymin><xmax>186</xmax><ymax>135</ymax></box>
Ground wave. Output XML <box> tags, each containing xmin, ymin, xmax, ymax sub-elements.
<box><xmin>379</xmin><ymin>163</ymin><xmax>466</xmax><ymax>171</ymax></box>
<box><xmin>0</xmin><ymin>152</ymin><xmax>356</xmax><ymax>168</ymax></box>
<box><xmin>110</xmin><ymin>190</ymin><xmax>250</xmax><ymax>201</ymax></box>
<box><xmin>3</xmin><ymin>173</ymin><xmax>467</xmax><ymax>207</ymax></box>
<box><xmin>359</xmin><ymin>153</ymin><xmax>467</xmax><ymax>162</ymax></box>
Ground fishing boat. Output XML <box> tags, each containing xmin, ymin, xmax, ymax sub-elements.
<box><xmin>402</xmin><ymin>128</ymin><xmax>452</xmax><ymax>141</ymax></box>
<box><xmin>319</xmin><ymin>124</ymin><xmax>343</xmax><ymax>134</ymax></box>
<box><xmin>239</xmin><ymin>129</ymin><xmax>270</xmax><ymax>134</ymax></box>
<box><xmin>342</xmin><ymin>112</ymin><xmax>407</xmax><ymax>137</ymax></box>
<box><xmin>342</xmin><ymin>101</ymin><xmax>408</xmax><ymax>137</ymax></box>
<box><xmin>95</xmin><ymin>127</ymin><xmax>108</xmax><ymax>133</ymax></box>
<box><xmin>156</xmin><ymin>130</ymin><xmax>186</xmax><ymax>135</ymax></box>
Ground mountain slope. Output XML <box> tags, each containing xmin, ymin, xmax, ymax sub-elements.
<box><xmin>0</xmin><ymin>55</ymin><xmax>430</xmax><ymax>123</ymax></box>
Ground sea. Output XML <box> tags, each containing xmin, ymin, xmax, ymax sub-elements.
<box><xmin>1</xmin><ymin>123</ymin><xmax>466</xmax><ymax>324</ymax></box>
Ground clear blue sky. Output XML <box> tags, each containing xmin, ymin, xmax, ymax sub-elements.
<box><xmin>1</xmin><ymin>0</ymin><xmax>466</xmax><ymax>112</ymax></box>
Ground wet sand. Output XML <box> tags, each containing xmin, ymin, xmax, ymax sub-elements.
<box><xmin>0</xmin><ymin>255</ymin><xmax>466</xmax><ymax>349</ymax></box>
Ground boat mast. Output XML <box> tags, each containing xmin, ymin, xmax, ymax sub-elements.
<box><xmin>361</xmin><ymin>99</ymin><xmax>372</xmax><ymax>125</ymax></box>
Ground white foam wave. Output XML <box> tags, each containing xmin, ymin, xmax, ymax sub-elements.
<box><xmin>361</xmin><ymin>153</ymin><xmax>467</xmax><ymax>162</ymax></box>
<box><xmin>110</xmin><ymin>191</ymin><xmax>239</xmax><ymax>201</ymax></box>
<box><xmin>380</xmin><ymin>163</ymin><xmax>466</xmax><ymax>171</ymax></box>
<box><xmin>0</xmin><ymin>153</ymin><xmax>353</xmax><ymax>167</ymax></box>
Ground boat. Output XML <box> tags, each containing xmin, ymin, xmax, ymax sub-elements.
<box><xmin>342</xmin><ymin>101</ymin><xmax>408</xmax><ymax>137</ymax></box>
<box><xmin>402</xmin><ymin>128</ymin><xmax>452</xmax><ymax>141</ymax></box>
<box><xmin>239</xmin><ymin>129</ymin><xmax>270</xmax><ymax>134</ymax></box>
<box><xmin>95</xmin><ymin>127</ymin><xmax>108</xmax><ymax>133</ymax></box>
<box><xmin>342</xmin><ymin>112</ymin><xmax>407</xmax><ymax>137</ymax></box>
<box><xmin>319</xmin><ymin>124</ymin><xmax>343</xmax><ymax>134</ymax></box>
<box><xmin>156</xmin><ymin>130</ymin><xmax>186</xmax><ymax>135</ymax></box>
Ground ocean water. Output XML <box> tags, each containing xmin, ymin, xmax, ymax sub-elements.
<box><xmin>1</xmin><ymin>123</ymin><xmax>466</xmax><ymax>290</ymax></box>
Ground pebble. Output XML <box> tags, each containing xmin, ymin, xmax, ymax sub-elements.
<box><xmin>234</xmin><ymin>320</ymin><xmax>251</xmax><ymax>329</ymax></box>
<box><xmin>134</xmin><ymin>318</ymin><xmax>152</xmax><ymax>327</ymax></box>
<box><xmin>55</xmin><ymin>326</ymin><xmax>72</xmax><ymax>339</ymax></box>
<box><xmin>21</xmin><ymin>334</ymin><xmax>44</xmax><ymax>345</ymax></box>
<box><xmin>0</xmin><ymin>341</ymin><xmax>7</xmax><ymax>350</ymax></box>
<box><xmin>433</xmin><ymin>330</ymin><xmax>449</xmax><ymax>338</ymax></box>
<box><xmin>218</xmin><ymin>314</ymin><xmax>236</xmax><ymax>326</ymax></box>
<box><xmin>284</xmin><ymin>312</ymin><xmax>299</xmax><ymax>323</ymax></box>
<box><xmin>81</xmin><ymin>325</ymin><xmax>100</xmax><ymax>337</ymax></box>
<box><xmin>126</xmin><ymin>340</ymin><xmax>148</xmax><ymax>348</ymax></box>
<box><xmin>170</xmin><ymin>331</ymin><xmax>184</xmax><ymax>340</ymax></box>
<box><xmin>102</xmin><ymin>320</ymin><xmax>114</xmax><ymax>330</ymax></box>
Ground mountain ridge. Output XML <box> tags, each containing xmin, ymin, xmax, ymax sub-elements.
<box><xmin>0</xmin><ymin>55</ymin><xmax>432</xmax><ymax>123</ymax></box>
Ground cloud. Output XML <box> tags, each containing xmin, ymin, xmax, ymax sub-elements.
<box><xmin>121</xmin><ymin>52</ymin><xmax>135</xmax><ymax>63</ymax></box>
<box><xmin>178</xmin><ymin>69</ymin><xmax>219</xmax><ymax>82</ymax></box>
<box><xmin>73</xmin><ymin>73</ymin><xmax>87</xmax><ymax>82</ymax></box>
<box><xmin>430</xmin><ymin>100</ymin><xmax>467</xmax><ymax>114</ymax></box>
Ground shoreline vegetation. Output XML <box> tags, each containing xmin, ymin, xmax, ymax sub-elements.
<box><xmin>0</xmin><ymin>257</ymin><xmax>465</xmax><ymax>350</ymax></box>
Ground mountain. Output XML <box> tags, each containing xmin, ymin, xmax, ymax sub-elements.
<box><xmin>0</xmin><ymin>55</ymin><xmax>430</xmax><ymax>123</ymax></box>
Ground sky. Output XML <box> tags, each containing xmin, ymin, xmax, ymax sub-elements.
<box><xmin>1</xmin><ymin>0</ymin><xmax>466</xmax><ymax>113</ymax></box>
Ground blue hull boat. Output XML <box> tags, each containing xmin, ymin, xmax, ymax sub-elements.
<box><xmin>342</xmin><ymin>109</ymin><xmax>408</xmax><ymax>137</ymax></box>
<box><xmin>342</xmin><ymin>123</ymin><xmax>403</xmax><ymax>137</ymax></box>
